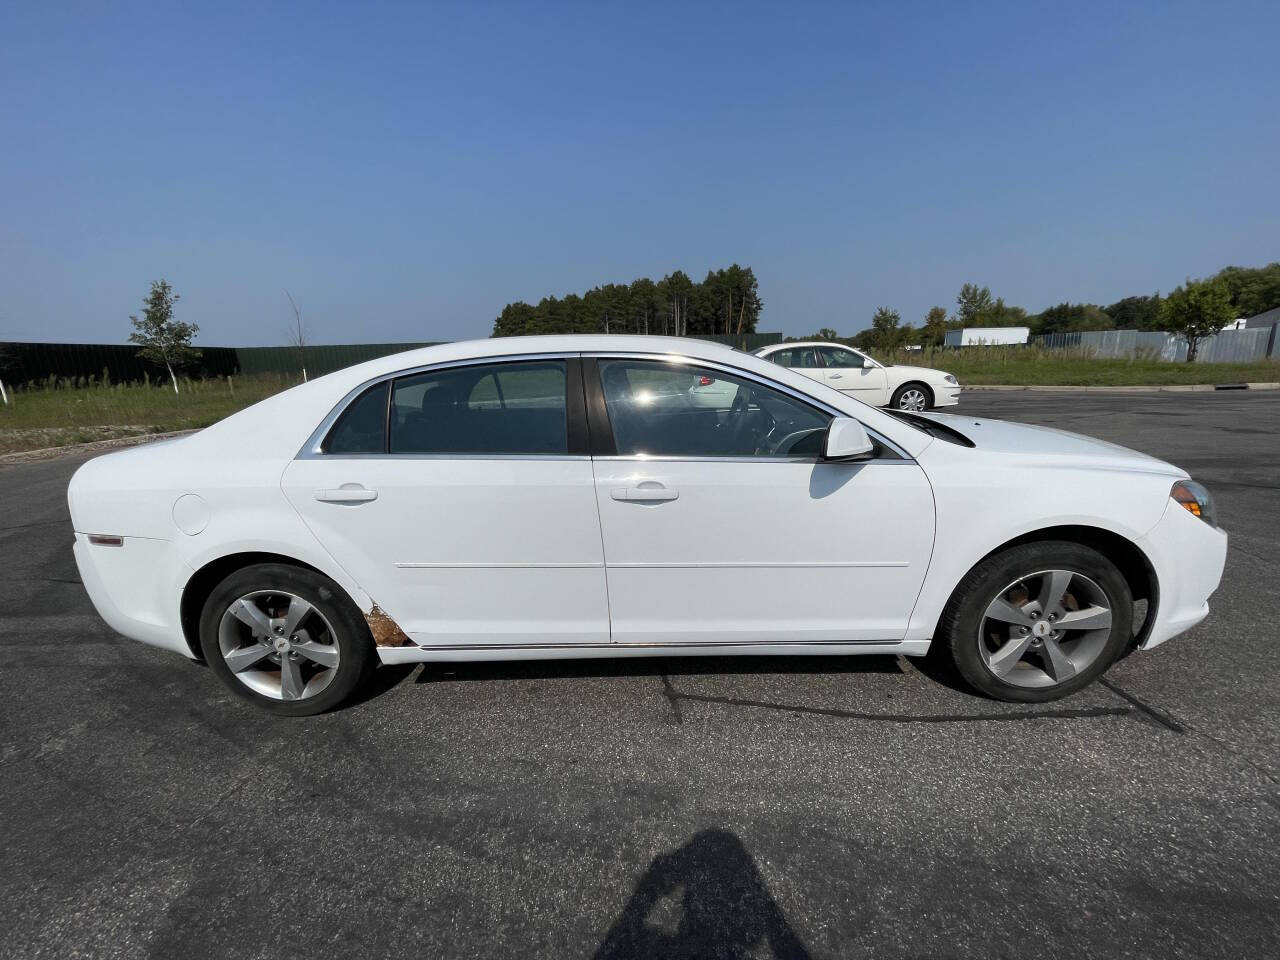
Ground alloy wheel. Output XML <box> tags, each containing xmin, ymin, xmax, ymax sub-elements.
<box><xmin>976</xmin><ymin>569</ymin><xmax>1113</xmax><ymax>689</ymax></box>
<box><xmin>217</xmin><ymin>590</ymin><xmax>342</xmax><ymax>701</ymax></box>
<box><xmin>897</xmin><ymin>388</ymin><xmax>928</xmax><ymax>411</ymax></box>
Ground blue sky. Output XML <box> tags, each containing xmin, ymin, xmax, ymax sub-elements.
<box><xmin>2</xmin><ymin>0</ymin><xmax>1276</xmax><ymax>346</ymax></box>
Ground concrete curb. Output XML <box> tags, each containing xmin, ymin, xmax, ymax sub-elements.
<box><xmin>965</xmin><ymin>382</ymin><xmax>1279</xmax><ymax>394</ymax></box>
<box><xmin>0</xmin><ymin>429</ymin><xmax>198</xmax><ymax>466</ymax></box>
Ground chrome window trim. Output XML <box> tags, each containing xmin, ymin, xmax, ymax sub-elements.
<box><xmin>297</xmin><ymin>348</ymin><xmax>914</xmax><ymax>463</ymax></box>
<box><xmin>586</xmin><ymin>350</ymin><xmax>913</xmax><ymax>462</ymax></box>
<box><xmin>296</xmin><ymin>352</ymin><xmax>579</xmax><ymax>460</ymax></box>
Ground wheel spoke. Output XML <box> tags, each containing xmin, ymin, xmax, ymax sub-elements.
<box><xmin>984</xmin><ymin>599</ymin><xmax>1032</xmax><ymax>626</ymax></box>
<box><xmin>987</xmin><ymin>634</ymin><xmax>1034</xmax><ymax>677</ymax></box>
<box><xmin>230</xmin><ymin>598</ymin><xmax>273</xmax><ymax>636</ymax></box>
<box><xmin>281</xmin><ymin>596</ymin><xmax>313</xmax><ymax>636</ymax></box>
<box><xmin>280</xmin><ymin>656</ymin><xmax>305</xmax><ymax>701</ymax></box>
<box><xmin>293</xmin><ymin>640</ymin><xmax>339</xmax><ymax>669</ymax></box>
<box><xmin>1036</xmin><ymin>570</ymin><xmax>1073</xmax><ymax>618</ymax></box>
<box><xmin>224</xmin><ymin>642</ymin><xmax>273</xmax><ymax>673</ymax></box>
<box><xmin>1040</xmin><ymin>636</ymin><xmax>1076</xmax><ymax>682</ymax></box>
<box><xmin>1056</xmin><ymin>604</ymin><xmax>1112</xmax><ymax>631</ymax></box>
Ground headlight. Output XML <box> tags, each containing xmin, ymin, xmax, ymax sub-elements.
<box><xmin>1171</xmin><ymin>480</ymin><xmax>1217</xmax><ymax>527</ymax></box>
<box><xmin>944</xmin><ymin>374</ymin><xmax>958</xmax><ymax>384</ymax></box>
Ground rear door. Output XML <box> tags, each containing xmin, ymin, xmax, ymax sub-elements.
<box><xmin>587</xmin><ymin>356</ymin><xmax>935</xmax><ymax>645</ymax></box>
<box><xmin>765</xmin><ymin>346</ymin><xmax>824</xmax><ymax>385</ymax></box>
<box><xmin>282</xmin><ymin>357</ymin><xmax>610</xmax><ymax>647</ymax></box>
<box><xmin>815</xmin><ymin>345</ymin><xmax>888</xmax><ymax>404</ymax></box>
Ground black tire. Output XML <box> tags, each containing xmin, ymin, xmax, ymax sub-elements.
<box><xmin>937</xmin><ymin>541</ymin><xmax>1133</xmax><ymax>702</ymax></box>
<box><xmin>199</xmin><ymin>563</ymin><xmax>376</xmax><ymax>716</ymax></box>
<box><xmin>890</xmin><ymin>382</ymin><xmax>933</xmax><ymax>411</ymax></box>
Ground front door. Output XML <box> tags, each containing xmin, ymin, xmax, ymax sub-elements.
<box><xmin>282</xmin><ymin>358</ymin><xmax>609</xmax><ymax>646</ymax></box>
<box><xmin>815</xmin><ymin>345</ymin><xmax>888</xmax><ymax>404</ymax></box>
<box><xmin>588</xmin><ymin>357</ymin><xmax>934</xmax><ymax>645</ymax></box>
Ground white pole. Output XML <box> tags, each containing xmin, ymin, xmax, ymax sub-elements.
<box><xmin>0</xmin><ymin>378</ymin><xmax>8</xmax><ymax>406</ymax></box>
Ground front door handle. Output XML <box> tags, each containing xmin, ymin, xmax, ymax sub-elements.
<box><xmin>611</xmin><ymin>486</ymin><xmax>679</xmax><ymax>503</ymax></box>
<box><xmin>829</xmin><ymin>373</ymin><xmax>843</xmax><ymax>379</ymax></box>
<box><xmin>314</xmin><ymin>486</ymin><xmax>378</xmax><ymax>504</ymax></box>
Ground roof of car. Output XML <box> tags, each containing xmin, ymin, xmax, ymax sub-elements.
<box><xmin>756</xmin><ymin>341</ymin><xmax>861</xmax><ymax>353</ymax></box>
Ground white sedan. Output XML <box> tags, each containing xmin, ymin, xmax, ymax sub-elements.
<box><xmin>755</xmin><ymin>341</ymin><xmax>960</xmax><ymax>411</ymax></box>
<box><xmin>69</xmin><ymin>336</ymin><xmax>1226</xmax><ymax>715</ymax></box>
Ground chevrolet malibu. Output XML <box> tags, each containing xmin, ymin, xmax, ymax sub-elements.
<box><xmin>69</xmin><ymin>336</ymin><xmax>1226</xmax><ymax>716</ymax></box>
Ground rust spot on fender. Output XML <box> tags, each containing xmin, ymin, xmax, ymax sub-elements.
<box><xmin>365</xmin><ymin>604</ymin><xmax>412</xmax><ymax>647</ymax></box>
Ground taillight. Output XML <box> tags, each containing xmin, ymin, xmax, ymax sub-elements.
<box><xmin>697</xmin><ymin>375</ymin><xmax>713</xmax><ymax>386</ymax></box>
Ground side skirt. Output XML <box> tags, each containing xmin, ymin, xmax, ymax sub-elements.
<box><xmin>377</xmin><ymin>639</ymin><xmax>930</xmax><ymax>664</ymax></box>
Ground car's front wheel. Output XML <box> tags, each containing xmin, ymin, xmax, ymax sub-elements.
<box><xmin>937</xmin><ymin>541</ymin><xmax>1133</xmax><ymax>702</ymax></box>
<box><xmin>890</xmin><ymin>382</ymin><xmax>932</xmax><ymax>411</ymax></box>
<box><xmin>199</xmin><ymin>563</ymin><xmax>376</xmax><ymax>716</ymax></box>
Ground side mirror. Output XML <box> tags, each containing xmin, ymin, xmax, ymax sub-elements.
<box><xmin>863</xmin><ymin>358</ymin><xmax>877</xmax><ymax>369</ymax></box>
<box><xmin>823</xmin><ymin>417</ymin><xmax>874</xmax><ymax>461</ymax></box>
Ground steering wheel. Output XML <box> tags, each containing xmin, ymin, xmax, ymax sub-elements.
<box><xmin>726</xmin><ymin>385</ymin><xmax>773</xmax><ymax>452</ymax></box>
<box><xmin>757</xmin><ymin>424</ymin><xmax>826</xmax><ymax>456</ymax></box>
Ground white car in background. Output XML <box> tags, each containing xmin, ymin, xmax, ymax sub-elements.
<box><xmin>755</xmin><ymin>341</ymin><xmax>960</xmax><ymax>411</ymax></box>
<box><xmin>68</xmin><ymin>335</ymin><xmax>1225</xmax><ymax>716</ymax></box>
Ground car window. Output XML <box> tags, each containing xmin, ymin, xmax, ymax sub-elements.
<box><xmin>323</xmin><ymin>381</ymin><xmax>388</xmax><ymax>454</ymax></box>
<box><xmin>598</xmin><ymin>359</ymin><xmax>830</xmax><ymax>458</ymax></box>
<box><xmin>388</xmin><ymin>360</ymin><xmax>568</xmax><ymax>455</ymax></box>
<box><xmin>816</xmin><ymin>345</ymin><xmax>865</xmax><ymax>368</ymax></box>
<box><xmin>769</xmin><ymin>347</ymin><xmax>821</xmax><ymax>369</ymax></box>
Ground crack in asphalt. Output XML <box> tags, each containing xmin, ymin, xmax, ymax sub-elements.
<box><xmin>1098</xmin><ymin>678</ymin><xmax>1186</xmax><ymax>733</ymax></box>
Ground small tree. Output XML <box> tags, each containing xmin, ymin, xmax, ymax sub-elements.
<box><xmin>870</xmin><ymin>306</ymin><xmax>903</xmax><ymax>351</ymax></box>
<box><xmin>129</xmin><ymin>280</ymin><xmax>199</xmax><ymax>393</ymax></box>
<box><xmin>1160</xmin><ymin>278</ymin><xmax>1235</xmax><ymax>362</ymax></box>
<box><xmin>920</xmin><ymin>306</ymin><xmax>949</xmax><ymax>346</ymax></box>
<box><xmin>285</xmin><ymin>290</ymin><xmax>308</xmax><ymax>382</ymax></box>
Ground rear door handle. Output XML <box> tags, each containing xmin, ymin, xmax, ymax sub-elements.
<box><xmin>611</xmin><ymin>486</ymin><xmax>679</xmax><ymax>503</ymax></box>
<box><xmin>828</xmin><ymin>373</ymin><xmax>843</xmax><ymax>379</ymax></box>
<box><xmin>314</xmin><ymin>486</ymin><xmax>378</xmax><ymax>503</ymax></box>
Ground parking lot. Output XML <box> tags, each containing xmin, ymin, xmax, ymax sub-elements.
<box><xmin>1</xmin><ymin>390</ymin><xmax>1277</xmax><ymax>959</ymax></box>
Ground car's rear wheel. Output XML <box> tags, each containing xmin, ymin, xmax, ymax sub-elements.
<box><xmin>199</xmin><ymin>563</ymin><xmax>375</xmax><ymax>716</ymax></box>
<box><xmin>891</xmin><ymin>382</ymin><xmax>932</xmax><ymax>411</ymax></box>
<box><xmin>938</xmin><ymin>541</ymin><xmax>1133</xmax><ymax>702</ymax></box>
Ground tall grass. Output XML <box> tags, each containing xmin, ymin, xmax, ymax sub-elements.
<box><xmin>871</xmin><ymin>344</ymin><xmax>1280</xmax><ymax>386</ymax></box>
<box><xmin>0</xmin><ymin>373</ymin><xmax>299</xmax><ymax>434</ymax></box>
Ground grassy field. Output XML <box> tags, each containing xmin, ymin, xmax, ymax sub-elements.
<box><xmin>0</xmin><ymin>374</ymin><xmax>299</xmax><ymax>454</ymax></box>
<box><xmin>874</xmin><ymin>345</ymin><xmax>1280</xmax><ymax>386</ymax></box>
<box><xmin>2</xmin><ymin>347</ymin><xmax>1278</xmax><ymax>455</ymax></box>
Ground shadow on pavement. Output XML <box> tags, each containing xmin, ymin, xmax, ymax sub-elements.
<box><xmin>594</xmin><ymin>828</ymin><xmax>812</xmax><ymax>960</ymax></box>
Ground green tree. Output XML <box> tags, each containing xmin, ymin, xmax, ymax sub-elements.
<box><xmin>1033</xmin><ymin>303</ymin><xmax>1114</xmax><ymax>335</ymax></box>
<box><xmin>1160</xmin><ymin>278</ymin><xmax>1235</xmax><ymax>362</ymax></box>
<box><xmin>870</xmin><ymin>306</ymin><xmax>903</xmax><ymax>351</ymax></box>
<box><xmin>1214</xmin><ymin>262</ymin><xmax>1280</xmax><ymax>318</ymax></box>
<box><xmin>954</xmin><ymin>283</ymin><xmax>994</xmax><ymax>326</ymax></box>
<box><xmin>1104</xmin><ymin>294</ymin><xmax>1163</xmax><ymax>330</ymax></box>
<box><xmin>129</xmin><ymin>279</ymin><xmax>199</xmax><ymax>393</ymax></box>
<box><xmin>920</xmin><ymin>306</ymin><xmax>949</xmax><ymax>346</ymax></box>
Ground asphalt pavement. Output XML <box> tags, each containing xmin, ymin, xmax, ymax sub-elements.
<box><xmin>1</xmin><ymin>390</ymin><xmax>1277</xmax><ymax>959</ymax></box>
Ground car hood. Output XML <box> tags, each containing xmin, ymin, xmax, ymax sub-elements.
<box><xmin>886</xmin><ymin>364</ymin><xmax>947</xmax><ymax>380</ymax></box>
<box><xmin>916</xmin><ymin>411</ymin><xmax>1186</xmax><ymax>477</ymax></box>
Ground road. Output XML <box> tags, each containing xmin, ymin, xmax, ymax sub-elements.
<box><xmin>1</xmin><ymin>390</ymin><xmax>1277</xmax><ymax>959</ymax></box>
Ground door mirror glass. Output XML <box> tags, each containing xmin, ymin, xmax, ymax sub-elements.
<box><xmin>823</xmin><ymin>417</ymin><xmax>874</xmax><ymax>461</ymax></box>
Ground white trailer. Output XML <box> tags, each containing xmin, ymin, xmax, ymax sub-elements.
<box><xmin>944</xmin><ymin>326</ymin><xmax>1030</xmax><ymax>346</ymax></box>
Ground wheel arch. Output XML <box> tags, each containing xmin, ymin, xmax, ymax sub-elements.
<box><xmin>892</xmin><ymin>380</ymin><xmax>933</xmax><ymax>408</ymax></box>
<box><xmin>180</xmin><ymin>552</ymin><xmax>336</xmax><ymax>660</ymax></box>
<box><xmin>969</xmin><ymin>524</ymin><xmax>1159</xmax><ymax>647</ymax></box>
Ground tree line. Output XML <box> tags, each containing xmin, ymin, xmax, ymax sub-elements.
<box><xmin>830</xmin><ymin>262</ymin><xmax>1280</xmax><ymax>362</ymax></box>
<box><xmin>491</xmin><ymin>266</ymin><xmax>762</xmax><ymax>338</ymax></box>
